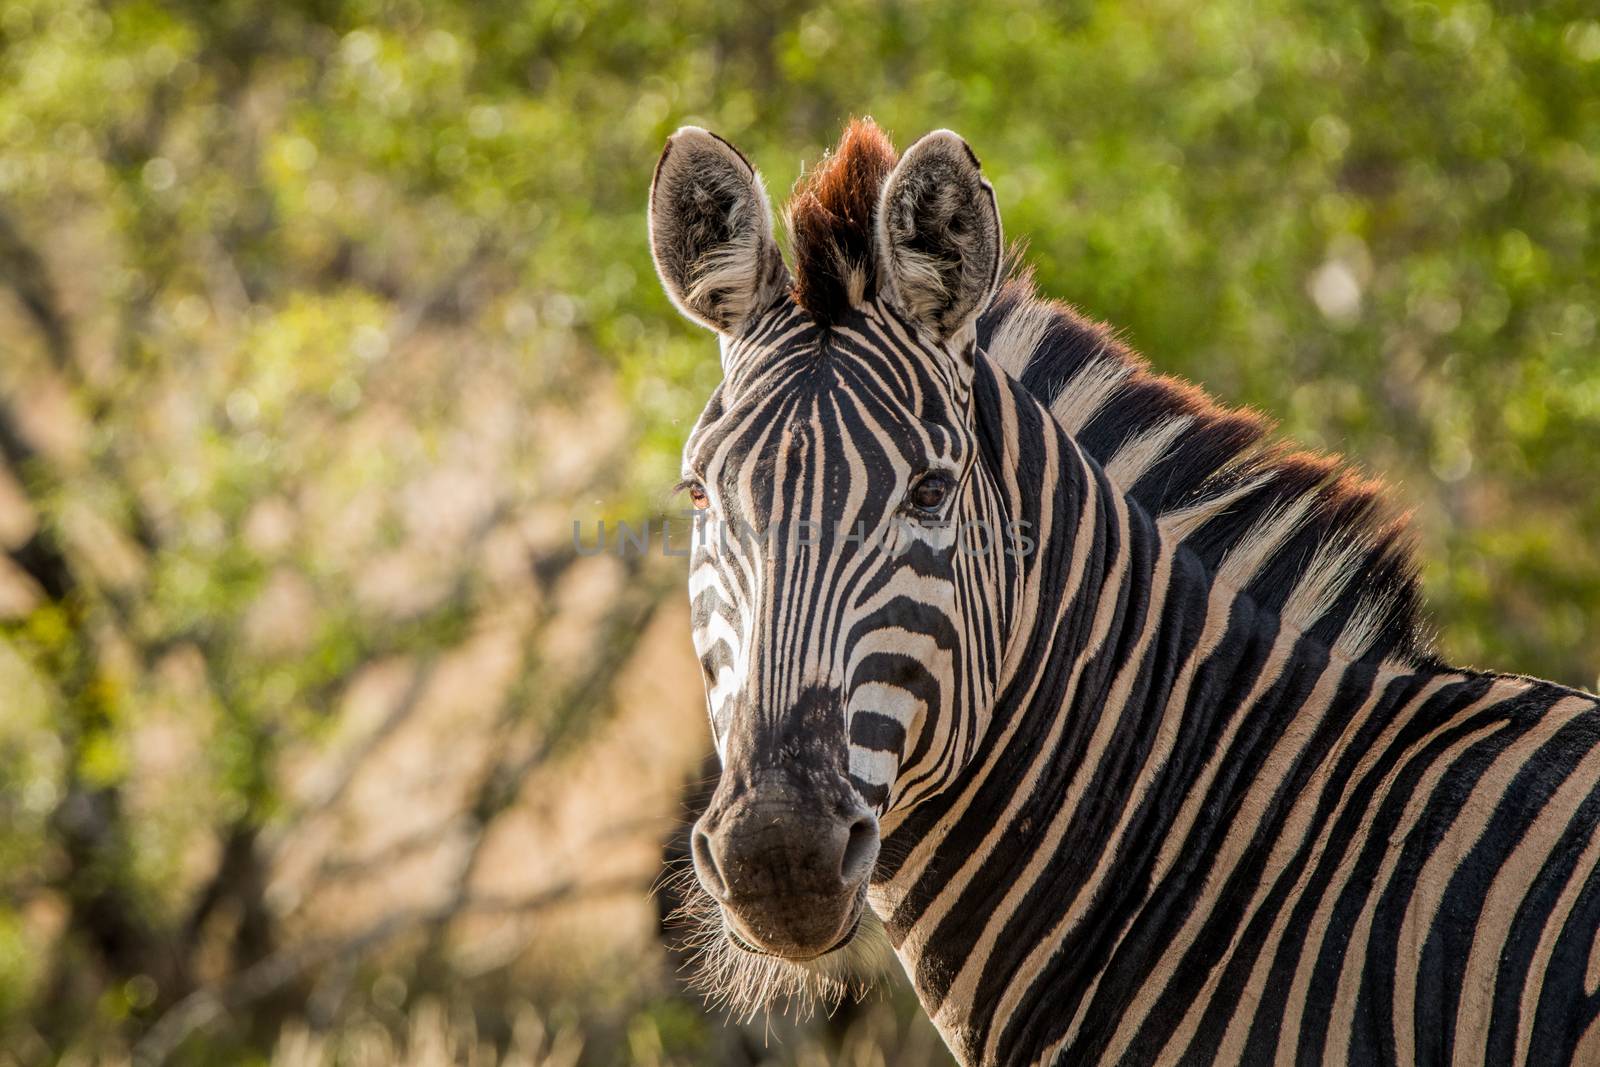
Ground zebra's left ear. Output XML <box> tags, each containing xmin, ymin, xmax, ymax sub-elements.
<box><xmin>875</xmin><ymin>130</ymin><xmax>1003</xmax><ymax>341</ymax></box>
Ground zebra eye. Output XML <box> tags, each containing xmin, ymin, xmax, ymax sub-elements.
<box><xmin>909</xmin><ymin>473</ymin><xmax>952</xmax><ymax>513</ymax></box>
<box><xmin>685</xmin><ymin>482</ymin><xmax>711</xmax><ymax>510</ymax></box>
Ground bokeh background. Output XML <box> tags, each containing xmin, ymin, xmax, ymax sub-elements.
<box><xmin>0</xmin><ymin>0</ymin><xmax>1596</xmax><ymax>1063</ymax></box>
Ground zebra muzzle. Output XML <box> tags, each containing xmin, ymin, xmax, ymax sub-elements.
<box><xmin>690</xmin><ymin>775</ymin><xmax>879</xmax><ymax>960</ymax></box>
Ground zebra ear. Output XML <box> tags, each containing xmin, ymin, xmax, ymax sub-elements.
<box><xmin>649</xmin><ymin>127</ymin><xmax>788</xmax><ymax>334</ymax></box>
<box><xmin>875</xmin><ymin>130</ymin><xmax>1003</xmax><ymax>340</ymax></box>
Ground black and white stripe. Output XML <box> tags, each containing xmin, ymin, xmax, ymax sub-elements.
<box><xmin>870</xmin><ymin>291</ymin><xmax>1600</xmax><ymax>1063</ymax></box>
<box><xmin>686</xmin><ymin>299</ymin><xmax>1010</xmax><ymax>812</ymax></box>
<box><xmin>650</xmin><ymin>120</ymin><xmax>1600</xmax><ymax>1065</ymax></box>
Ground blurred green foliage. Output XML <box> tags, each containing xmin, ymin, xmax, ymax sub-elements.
<box><xmin>0</xmin><ymin>0</ymin><xmax>1596</xmax><ymax>1063</ymax></box>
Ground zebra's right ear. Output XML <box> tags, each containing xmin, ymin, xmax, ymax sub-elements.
<box><xmin>649</xmin><ymin>127</ymin><xmax>788</xmax><ymax>335</ymax></box>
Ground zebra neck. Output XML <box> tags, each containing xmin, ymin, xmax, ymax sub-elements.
<box><xmin>872</xmin><ymin>369</ymin><xmax>1447</xmax><ymax>1064</ymax></box>
<box><xmin>870</xmin><ymin>368</ymin><xmax>1167</xmax><ymax>1052</ymax></box>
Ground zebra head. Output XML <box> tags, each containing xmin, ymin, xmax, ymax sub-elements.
<box><xmin>649</xmin><ymin>121</ymin><xmax>1011</xmax><ymax>994</ymax></box>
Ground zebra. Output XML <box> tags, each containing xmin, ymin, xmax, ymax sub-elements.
<box><xmin>646</xmin><ymin>118</ymin><xmax>1600</xmax><ymax>1065</ymax></box>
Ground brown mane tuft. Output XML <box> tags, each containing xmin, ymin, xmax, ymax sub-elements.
<box><xmin>786</xmin><ymin>118</ymin><xmax>899</xmax><ymax>323</ymax></box>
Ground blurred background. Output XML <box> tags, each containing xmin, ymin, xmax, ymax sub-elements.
<box><xmin>0</xmin><ymin>0</ymin><xmax>1596</xmax><ymax>1063</ymax></box>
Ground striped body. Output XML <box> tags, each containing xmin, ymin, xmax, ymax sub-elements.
<box><xmin>873</xmin><ymin>321</ymin><xmax>1600</xmax><ymax>1065</ymax></box>
<box><xmin>647</xmin><ymin>120</ymin><xmax>1600</xmax><ymax>1066</ymax></box>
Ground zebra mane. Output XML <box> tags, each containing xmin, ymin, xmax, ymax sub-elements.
<box><xmin>785</xmin><ymin>117</ymin><xmax>898</xmax><ymax>323</ymax></box>
<box><xmin>977</xmin><ymin>270</ymin><xmax>1434</xmax><ymax>667</ymax></box>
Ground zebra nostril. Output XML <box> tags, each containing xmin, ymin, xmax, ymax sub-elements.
<box><xmin>691</xmin><ymin>825</ymin><xmax>730</xmax><ymax>901</ymax></box>
<box><xmin>839</xmin><ymin>813</ymin><xmax>880</xmax><ymax>888</ymax></box>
